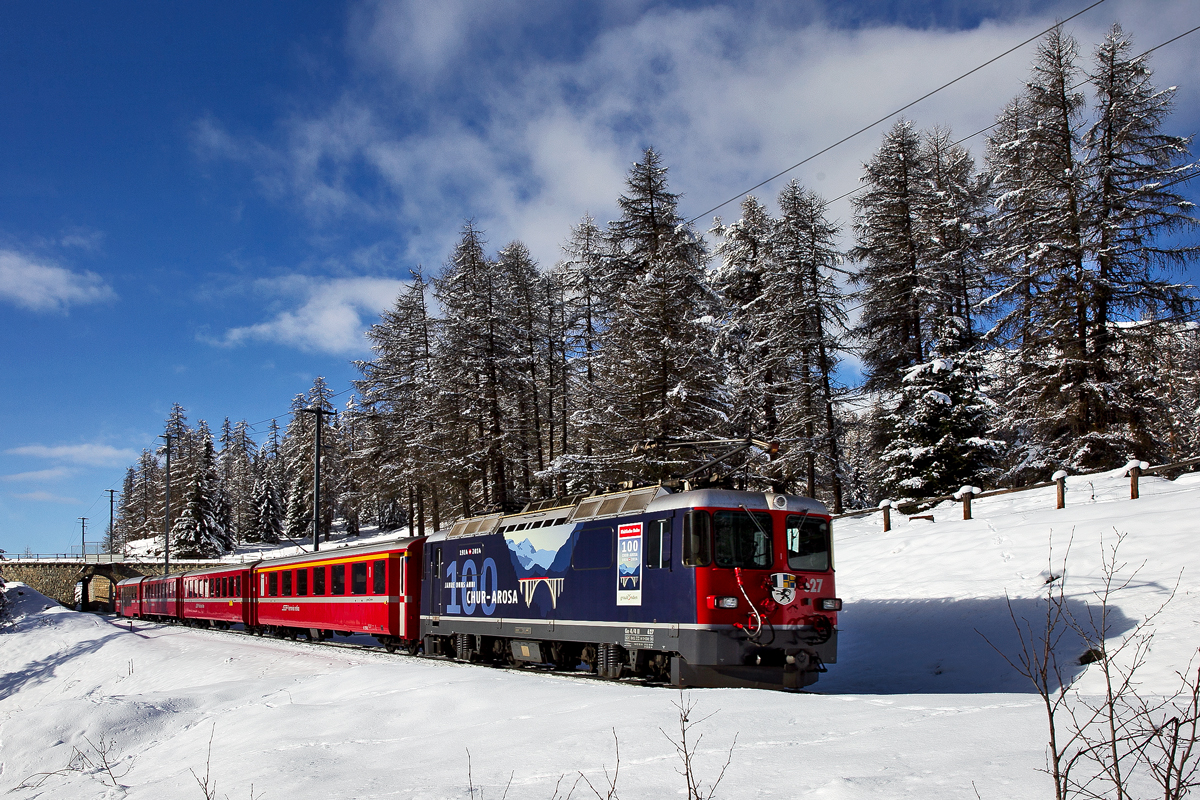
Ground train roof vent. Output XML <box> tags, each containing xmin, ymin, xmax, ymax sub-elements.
<box><xmin>522</xmin><ymin>494</ymin><xmax>587</xmax><ymax>513</ymax></box>
<box><xmin>597</xmin><ymin>495</ymin><xmax>627</xmax><ymax>517</ymax></box>
<box><xmin>448</xmin><ymin>513</ymin><xmax>502</xmax><ymax>538</ymax></box>
<box><xmin>570</xmin><ymin>497</ymin><xmax>604</xmax><ymax>521</ymax></box>
<box><xmin>568</xmin><ymin>486</ymin><xmax>662</xmax><ymax>522</ymax></box>
<box><xmin>620</xmin><ymin>486</ymin><xmax>660</xmax><ymax>514</ymax></box>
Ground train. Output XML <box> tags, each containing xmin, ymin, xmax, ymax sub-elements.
<box><xmin>117</xmin><ymin>485</ymin><xmax>839</xmax><ymax>690</ymax></box>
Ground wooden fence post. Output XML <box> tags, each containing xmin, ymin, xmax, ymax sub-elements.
<box><xmin>1125</xmin><ymin>460</ymin><xmax>1147</xmax><ymax>500</ymax></box>
<box><xmin>954</xmin><ymin>486</ymin><xmax>980</xmax><ymax>519</ymax></box>
<box><xmin>879</xmin><ymin>499</ymin><xmax>892</xmax><ymax>532</ymax></box>
<box><xmin>1053</xmin><ymin>470</ymin><xmax>1068</xmax><ymax>509</ymax></box>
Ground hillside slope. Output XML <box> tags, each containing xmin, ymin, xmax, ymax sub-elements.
<box><xmin>1</xmin><ymin>468</ymin><xmax>1196</xmax><ymax>799</ymax></box>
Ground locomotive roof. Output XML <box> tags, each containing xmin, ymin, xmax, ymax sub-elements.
<box><xmin>426</xmin><ymin>487</ymin><xmax>828</xmax><ymax>543</ymax></box>
<box><xmin>646</xmin><ymin>488</ymin><xmax>827</xmax><ymax>516</ymax></box>
<box><xmin>254</xmin><ymin>536</ymin><xmax>422</xmax><ymax>569</ymax></box>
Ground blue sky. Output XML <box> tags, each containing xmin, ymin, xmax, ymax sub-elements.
<box><xmin>2</xmin><ymin>0</ymin><xmax>1198</xmax><ymax>554</ymax></box>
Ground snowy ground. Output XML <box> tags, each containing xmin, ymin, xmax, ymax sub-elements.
<box><xmin>2</xmin><ymin>468</ymin><xmax>1198</xmax><ymax>799</ymax></box>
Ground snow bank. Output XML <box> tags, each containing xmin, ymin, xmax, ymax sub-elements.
<box><xmin>1</xmin><ymin>468</ymin><xmax>1196</xmax><ymax>799</ymax></box>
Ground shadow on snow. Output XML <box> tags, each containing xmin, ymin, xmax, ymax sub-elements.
<box><xmin>817</xmin><ymin>595</ymin><xmax>1137</xmax><ymax>695</ymax></box>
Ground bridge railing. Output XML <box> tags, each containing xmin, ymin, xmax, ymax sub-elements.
<box><xmin>1</xmin><ymin>554</ymin><xmax>238</xmax><ymax>565</ymax></box>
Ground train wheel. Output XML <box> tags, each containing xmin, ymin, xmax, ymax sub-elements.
<box><xmin>384</xmin><ymin>641</ymin><xmax>398</xmax><ymax>654</ymax></box>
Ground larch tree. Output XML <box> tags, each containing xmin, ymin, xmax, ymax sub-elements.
<box><xmin>556</xmin><ymin>213</ymin><xmax>614</xmax><ymax>490</ymax></box>
<box><xmin>595</xmin><ymin>148</ymin><xmax>726</xmax><ymax>482</ymax></box>
<box><xmin>1082</xmin><ymin>23</ymin><xmax>1198</xmax><ymax>460</ymax></box>
<box><xmin>769</xmin><ymin>182</ymin><xmax>849</xmax><ymax>510</ymax></box>
<box><xmin>985</xmin><ymin>25</ymin><xmax>1197</xmax><ymax>476</ymax></box>
<box><xmin>851</xmin><ymin>120</ymin><xmax>933</xmax><ymax>396</ymax></box>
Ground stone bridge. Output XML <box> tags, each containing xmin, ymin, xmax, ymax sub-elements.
<box><xmin>0</xmin><ymin>559</ymin><xmax>229</xmax><ymax>610</ymax></box>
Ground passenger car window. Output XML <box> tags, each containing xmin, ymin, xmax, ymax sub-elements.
<box><xmin>313</xmin><ymin>566</ymin><xmax>326</xmax><ymax>595</ymax></box>
<box><xmin>351</xmin><ymin>562</ymin><xmax>368</xmax><ymax>595</ymax></box>
<box><xmin>786</xmin><ymin>514</ymin><xmax>830</xmax><ymax>571</ymax></box>
<box><xmin>331</xmin><ymin>564</ymin><xmax>346</xmax><ymax>595</ymax></box>
<box><xmin>297</xmin><ymin>568</ymin><xmax>308</xmax><ymax>596</ymax></box>
<box><xmin>373</xmin><ymin>560</ymin><xmax>386</xmax><ymax>594</ymax></box>
<box><xmin>282</xmin><ymin>570</ymin><xmax>293</xmax><ymax>596</ymax></box>
<box><xmin>268</xmin><ymin>572</ymin><xmax>278</xmax><ymax>597</ymax></box>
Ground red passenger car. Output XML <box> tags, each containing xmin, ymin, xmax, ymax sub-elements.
<box><xmin>251</xmin><ymin>539</ymin><xmax>423</xmax><ymax>651</ymax></box>
<box><xmin>116</xmin><ymin>576</ymin><xmax>144</xmax><ymax>618</ymax></box>
<box><xmin>141</xmin><ymin>573</ymin><xmax>184</xmax><ymax>621</ymax></box>
<box><xmin>182</xmin><ymin>564</ymin><xmax>256</xmax><ymax>629</ymax></box>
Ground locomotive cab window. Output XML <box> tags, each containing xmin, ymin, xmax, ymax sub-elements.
<box><xmin>786</xmin><ymin>515</ymin><xmax>831</xmax><ymax>572</ymax></box>
<box><xmin>682</xmin><ymin>510</ymin><xmax>712</xmax><ymax>566</ymax></box>
<box><xmin>351</xmin><ymin>562</ymin><xmax>368</xmax><ymax>595</ymax></box>
<box><xmin>713</xmin><ymin>510</ymin><xmax>774</xmax><ymax>569</ymax></box>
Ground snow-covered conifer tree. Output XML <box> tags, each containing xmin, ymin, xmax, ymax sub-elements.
<box><xmin>851</xmin><ymin>120</ymin><xmax>933</xmax><ymax>396</ymax></box>
<box><xmin>985</xmin><ymin>26</ymin><xmax>1197</xmax><ymax>475</ymax></box>
<box><xmin>880</xmin><ymin>320</ymin><xmax>1004</xmax><ymax>499</ymax></box>
<box><xmin>594</xmin><ymin>148</ymin><xmax>725</xmax><ymax>482</ymax></box>
<box><xmin>769</xmin><ymin>182</ymin><xmax>849</xmax><ymax>510</ymax></box>
<box><xmin>249</xmin><ymin>475</ymin><xmax>282</xmax><ymax>544</ymax></box>
<box><xmin>283</xmin><ymin>473</ymin><xmax>309</xmax><ymax>543</ymax></box>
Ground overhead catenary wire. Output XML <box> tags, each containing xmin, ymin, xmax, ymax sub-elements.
<box><xmin>686</xmin><ymin>0</ymin><xmax>1111</xmax><ymax>225</ymax></box>
<box><xmin>91</xmin><ymin>14</ymin><xmax>1200</xmax><ymax>525</ymax></box>
<box><xmin>816</xmin><ymin>22</ymin><xmax>1200</xmax><ymax>210</ymax></box>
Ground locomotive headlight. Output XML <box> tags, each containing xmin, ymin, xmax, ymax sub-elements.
<box><xmin>707</xmin><ymin>595</ymin><xmax>739</xmax><ymax>609</ymax></box>
<box><xmin>818</xmin><ymin>598</ymin><xmax>842</xmax><ymax>611</ymax></box>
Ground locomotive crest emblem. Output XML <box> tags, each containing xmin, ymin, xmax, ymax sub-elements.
<box><xmin>769</xmin><ymin>573</ymin><xmax>798</xmax><ymax>605</ymax></box>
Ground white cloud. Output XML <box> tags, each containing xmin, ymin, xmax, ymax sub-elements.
<box><xmin>59</xmin><ymin>227</ymin><xmax>106</xmax><ymax>252</ymax></box>
<box><xmin>0</xmin><ymin>250</ymin><xmax>116</xmax><ymax>312</ymax></box>
<box><xmin>11</xmin><ymin>490</ymin><xmax>81</xmax><ymax>505</ymax></box>
<box><xmin>220</xmin><ymin>276</ymin><xmax>407</xmax><ymax>354</ymax></box>
<box><xmin>1</xmin><ymin>467</ymin><xmax>72</xmax><ymax>482</ymax></box>
<box><xmin>6</xmin><ymin>444</ymin><xmax>137</xmax><ymax>467</ymax></box>
<box><xmin>202</xmin><ymin>0</ymin><xmax>1200</xmax><ymax>271</ymax></box>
